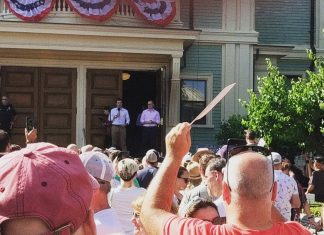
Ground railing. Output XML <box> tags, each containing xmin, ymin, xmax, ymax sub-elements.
<box><xmin>53</xmin><ymin>0</ymin><xmax>73</xmax><ymax>13</ymax></box>
<box><xmin>51</xmin><ymin>0</ymin><xmax>136</xmax><ymax>16</ymax></box>
<box><xmin>0</xmin><ymin>0</ymin><xmax>182</xmax><ymax>27</ymax></box>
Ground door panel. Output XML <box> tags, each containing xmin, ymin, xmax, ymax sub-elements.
<box><xmin>86</xmin><ymin>69</ymin><xmax>122</xmax><ymax>148</ymax></box>
<box><xmin>0</xmin><ymin>66</ymin><xmax>76</xmax><ymax>147</ymax></box>
<box><xmin>0</xmin><ymin>67</ymin><xmax>39</xmax><ymax>145</ymax></box>
<box><xmin>39</xmin><ymin>68</ymin><xmax>77</xmax><ymax>147</ymax></box>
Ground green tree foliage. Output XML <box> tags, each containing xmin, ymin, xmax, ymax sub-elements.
<box><xmin>215</xmin><ymin>114</ymin><xmax>245</xmax><ymax>144</ymax></box>
<box><xmin>241</xmin><ymin>52</ymin><xmax>324</xmax><ymax>155</ymax></box>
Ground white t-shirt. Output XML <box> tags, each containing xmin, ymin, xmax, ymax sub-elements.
<box><xmin>274</xmin><ymin>170</ymin><xmax>299</xmax><ymax>220</ymax></box>
<box><xmin>94</xmin><ymin>208</ymin><xmax>124</xmax><ymax>235</ymax></box>
<box><xmin>109</xmin><ymin>186</ymin><xmax>146</xmax><ymax>235</ymax></box>
<box><xmin>214</xmin><ymin>196</ymin><xmax>226</xmax><ymax>218</ymax></box>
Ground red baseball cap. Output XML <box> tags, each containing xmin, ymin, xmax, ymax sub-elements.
<box><xmin>0</xmin><ymin>142</ymin><xmax>97</xmax><ymax>233</ymax></box>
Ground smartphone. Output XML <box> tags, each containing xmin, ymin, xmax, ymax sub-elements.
<box><xmin>225</xmin><ymin>138</ymin><xmax>246</xmax><ymax>159</ymax></box>
<box><xmin>25</xmin><ymin>116</ymin><xmax>34</xmax><ymax>132</ymax></box>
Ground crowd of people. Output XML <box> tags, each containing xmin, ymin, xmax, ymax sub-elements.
<box><xmin>0</xmin><ymin>122</ymin><xmax>323</xmax><ymax>235</ymax></box>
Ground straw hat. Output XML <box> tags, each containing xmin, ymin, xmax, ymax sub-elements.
<box><xmin>186</xmin><ymin>161</ymin><xmax>201</xmax><ymax>180</ymax></box>
<box><xmin>192</xmin><ymin>148</ymin><xmax>214</xmax><ymax>162</ymax></box>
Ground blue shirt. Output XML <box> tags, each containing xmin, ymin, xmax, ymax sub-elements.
<box><xmin>136</xmin><ymin>166</ymin><xmax>158</xmax><ymax>189</ymax></box>
<box><xmin>108</xmin><ymin>108</ymin><xmax>130</xmax><ymax>125</ymax></box>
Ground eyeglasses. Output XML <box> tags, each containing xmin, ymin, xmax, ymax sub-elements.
<box><xmin>226</xmin><ymin>145</ymin><xmax>274</xmax><ymax>192</ymax></box>
<box><xmin>179</xmin><ymin>177</ymin><xmax>189</xmax><ymax>184</ymax></box>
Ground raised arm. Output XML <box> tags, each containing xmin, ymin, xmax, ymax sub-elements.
<box><xmin>141</xmin><ymin>122</ymin><xmax>191</xmax><ymax>235</ymax></box>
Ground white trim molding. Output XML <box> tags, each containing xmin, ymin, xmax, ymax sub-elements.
<box><xmin>198</xmin><ymin>30</ymin><xmax>258</xmax><ymax>45</ymax></box>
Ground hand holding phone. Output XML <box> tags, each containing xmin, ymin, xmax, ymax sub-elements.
<box><xmin>25</xmin><ymin>127</ymin><xmax>37</xmax><ymax>144</ymax></box>
<box><xmin>25</xmin><ymin>117</ymin><xmax>34</xmax><ymax>132</ymax></box>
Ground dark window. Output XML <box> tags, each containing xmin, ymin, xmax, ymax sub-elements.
<box><xmin>284</xmin><ymin>74</ymin><xmax>301</xmax><ymax>89</ymax></box>
<box><xmin>180</xmin><ymin>80</ymin><xmax>207</xmax><ymax>125</ymax></box>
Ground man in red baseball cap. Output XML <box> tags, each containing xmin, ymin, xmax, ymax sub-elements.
<box><xmin>0</xmin><ymin>142</ymin><xmax>99</xmax><ymax>235</ymax></box>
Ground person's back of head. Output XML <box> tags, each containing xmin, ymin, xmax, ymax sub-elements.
<box><xmin>182</xmin><ymin>196</ymin><xmax>221</xmax><ymax>225</ymax></box>
<box><xmin>0</xmin><ymin>130</ymin><xmax>10</xmax><ymax>153</ymax></box>
<box><xmin>81</xmin><ymin>144</ymin><xmax>93</xmax><ymax>153</ymax></box>
<box><xmin>244</xmin><ymin>130</ymin><xmax>257</xmax><ymax>141</ymax></box>
<box><xmin>117</xmin><ymin>158</ymin><xmax>139</xmax><ymax>183</ymax></box>
<box><xmin>80</xmin><ymin>151</ymin><xmax>114</xmax><ymax>195</ymax></box>
<box><xmin>198</xmin><ymin>154</ymin><xmax>217</xmax><ymax>178</ymax></box>
<box><xmin>67</xmin><ymin>143</ymin><xmax>80</xmax><ymax>155</ymax></box>
<box><xmin>144</xmin><ymin>149</ymin><xmax>159</xmax><ymax>167</ymax></box>
<box><xmin>206</xmin><ymin>158</ymin><xmax>226</xmax><ymax>173</ymax></box>
<box><xmin>0</xmin><ymin>142</ymin><xmax>98</xmax><ymax>235</ymax></box>
<box><xmin>225</xmin><ymin>152</ymin><xmax>273</xmax><ymax>201</ymax></box>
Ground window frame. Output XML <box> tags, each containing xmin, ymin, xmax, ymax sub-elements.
<box><xmin>180</xmin><ymin>73</ymin><xmax>214</xmax><ymax>128</ymax></box>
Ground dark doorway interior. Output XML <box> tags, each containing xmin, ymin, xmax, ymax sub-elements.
<box><xmin>123</xmin><ymin>71</ymin><xmax>160</xmax><ymax>158</ymax></box>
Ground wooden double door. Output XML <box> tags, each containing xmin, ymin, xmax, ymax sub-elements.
<box><xmin>86</xmin><ymin>69</ymin><xmax>122</xmax><ymax>148</ymax></box>
<box><xmin>0</xmin><ymin>66</ymin><xmax>77</xmax><ymax>147</ymax></box>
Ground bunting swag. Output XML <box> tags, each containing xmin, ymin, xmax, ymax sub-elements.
<box><xmin>127</xmin><ymin>0</ymin><xmax>176</xmax><ymax>26</ymax></box>
<box><xmin>65</xmin><ymin>0</ymin><xmax>120</xmax><ymax>21</ymax></box>
<box><xmin>4</xmin><ymin>0</ymin><xmax>54</xmax><ymax>21</ymax></box>
<box><xmin>4</xmin><ymin>0</ymin><xmax>176</xmax><ymax>25</ymax></box>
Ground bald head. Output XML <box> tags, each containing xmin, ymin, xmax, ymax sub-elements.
<box><xmin>225</xmin><ymin>152</ymin><xmax>273</xmax><ymax>200</ymax></box>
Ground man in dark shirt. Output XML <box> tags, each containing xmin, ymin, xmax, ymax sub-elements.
<box><xmin>306</xmin><ymin>155</ymin><xmax>324</xmax><ymax>231</ymax></box>
<box><xmin>0</xmin><ymin>96</ymin><xmax>16</xmax><ymax>135</ymax></box>
<box><xmin>136</xmin><ymin>149</ymin><xmax>159</xmax><ymax>189</ymax></box>
<box><xmin>307</xmin><ymin>156</ymin><xmax>324</xmax><ymax>202</ymax></box>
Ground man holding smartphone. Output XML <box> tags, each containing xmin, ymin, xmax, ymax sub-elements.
<box><xmin>108</xmin><ymin>98</ymin><xmax>130</xmax><ymax>151</ymax></box>
<box><xmin>0</xmin><ymin>96</ymin><xmax>16</xmax><ymax>136</ymax></box>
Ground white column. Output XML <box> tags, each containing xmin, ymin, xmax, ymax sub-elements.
<box><xmin>221</xmin><ymin>0</ymin><xmax>255</xmax><ymax>120</ymax></box>
<box><xmin>76</xmin><ymin>64</ymin><xmax>87</xmax><ymax>147</ymax></box>
<box><xmin>168</xmin><ymin>55</ymin><xmax>181</xmax><ymax>127</ymax></box>
<box><xmin>316</xmin><ymin>0</ymin><xmax>324</xmax><ymax>49</ymax></box>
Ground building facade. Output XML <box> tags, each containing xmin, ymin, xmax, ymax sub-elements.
<box><xmin>0</xmin><ymin>0</ymin><xmax>323</xmax><ymax>154</ymax></box>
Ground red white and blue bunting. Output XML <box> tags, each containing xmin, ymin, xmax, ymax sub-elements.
<box><xmin>4</xmin><ymin>0</ymin><xmax>55</xmax><ymax>21</ymax></box>
<box><xmin>127</xmin><ymin>0</ymin><xmax>176</xmax><ymax>26</ymax></box>
<box><xmin>65</xmin><ymin>0</ymin><xmax>119</xmax><ymax>21</ymax></box>
<box><xmin>4</xmin><ymin>0</ymin><xmax>176</xmax><ymax>25</ymax></box>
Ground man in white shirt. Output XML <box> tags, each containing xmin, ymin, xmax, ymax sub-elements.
<box><xmin>108</xmin><ymin>98</ymin><xmax>130</xmax><ymax>151</ymax></box>
<box><xmin>269</xmin><ymin>152</ymin><xmax>301</xmax><ymax>220</ymax></box>
<box><xmin>109</xmin><ymin>158</ymin><xmax>146</xmax><ymax>235</ymax></box>
<box><xmin>80</xmin><ymin>151</ymin><xmax>124</xmax><ymax>235</ymax></box>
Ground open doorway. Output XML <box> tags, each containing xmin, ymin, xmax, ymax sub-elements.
<box><xmin>122</xmin><ymin>70</ymin><xmax>161</xmax><ymax>158</ymax></box>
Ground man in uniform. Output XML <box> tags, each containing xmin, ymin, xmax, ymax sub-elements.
<box><xmin>0</xmin><ymin>96</ymin><xmax>16</xmax><ymax>136</ymax></box>
<box><xmin>108</xmin><ymin>98</ymin><xmax>130</xmax><ymax>151</ymax></box>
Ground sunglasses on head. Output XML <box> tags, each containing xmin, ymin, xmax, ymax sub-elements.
<box><xmin>228</xmin><ymin>145</ymin><xmax>271</xmax><ymax>158</ymax></box>
<box><xmin>226</xmin><ymin>145</ymin><xmax>274</xmax><ymax>192</ymax></box>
